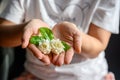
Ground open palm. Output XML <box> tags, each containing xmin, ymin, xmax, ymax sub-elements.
<box><xmin>52</xmin><ymin>21</ymin><xmax>82</xmax><ymax>66</ymax></box>
<box><xmin>22</xmin><ymin>19</ymin><xmax>52</xmax><ymax>65</ymax></box>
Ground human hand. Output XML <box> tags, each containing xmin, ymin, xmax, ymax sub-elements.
<box><xmin>22</xmin><ymin>19</ymin><xmax>51</xmax><ymax>65</ymax></box>
<box><xmin>52</xmin><ymin>21</ymin><xmax>82</xmax><ymax>66</ymax></box>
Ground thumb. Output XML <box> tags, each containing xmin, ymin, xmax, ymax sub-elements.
<box><xmin>22</xmin><ymin>29</ymin><xmax>33</xmax><ymax>48</ymax></box>
<box><xmin>73</xmin><ymin>32</ymin><xmax>82</xmax><ymax>53</ymax></box>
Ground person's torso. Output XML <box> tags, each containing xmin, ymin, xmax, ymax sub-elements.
<box><xmin>24</xmin><ymin>0</ymin><xmax>100</xmax><ymax>33</ymax></box>
<box><xmin>24</xmin><ymin>0</ymin><xmax>108</xmax><ymax>80</ymax></box>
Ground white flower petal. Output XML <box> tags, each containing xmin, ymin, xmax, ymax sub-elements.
<box><xmin>38</xmin><ymin>39</ymin><xmax>51</xmax><ymax>54</ymax></box>
<box><xmin>51</xmin><ymin>39</ymin><xmax>65</xmax><ymax>54</ymax></box>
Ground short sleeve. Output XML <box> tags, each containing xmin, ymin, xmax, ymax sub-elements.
<box><xmin>0</xmin><ymin>0</ymin><xmax>25</xmax><ymax>24</ymax></box>
<box><xmin>92</xmin><ymin>0</ymin><xmax>119</xmax><ymax>34</ymax></box>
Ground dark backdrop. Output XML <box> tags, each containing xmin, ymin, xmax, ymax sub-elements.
<box><xmin>105</xmin><ymin>31</ymin><xmax>120</xmax><ymax>80</ymax></box>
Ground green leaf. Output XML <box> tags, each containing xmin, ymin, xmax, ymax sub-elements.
<box><xmin>39</xmin><ymin>27</ymin><xmax>54</xmax><ymax>40</ymax></box>
<box><xmin>30</xmin><ymin>27</ymin><xmax>71</xmax><ymax>52</ymax></box>
<box><xmin>61</xmin><ymin>41</ymin><xmax>71</xmax><ymax>51</ymax></box>
<box><xmin>30</xmin><ymin>36</ymin><xmax>42</xmax><ymax>45</ymax></box>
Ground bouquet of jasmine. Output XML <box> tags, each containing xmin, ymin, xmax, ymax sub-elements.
<box><xmin>30</xmin><ymin>27</ymin><xmax>70</xmax><ymax>54</ymax></box>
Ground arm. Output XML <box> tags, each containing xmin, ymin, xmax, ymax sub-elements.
<box><xmin>0</xmin><ymin>18</ymin><xmax>51</xmax><ymax>65</ymax></box>
<box><xmin>52</xmin><ymin>21</ymin><xmax>111</xmax><ymax>66</ymax></box>
<box><xmin>81</xmin><ymin>23</ymin><xmax>111</xmax><ymax>58</ymax></box>
<box><xmin>0</xmin><ymin>18</ymin><xmax>25</xmax><ymax>47</ymax></box>
<box><xmin>0</xmin><ymin>18</ymin><xmax>49</xmax><ymax>47</ymax></box>
<box><xmin>53</xmin><ymin>22</ymin><xmax>111</xmax><ymax>58</ymax></box>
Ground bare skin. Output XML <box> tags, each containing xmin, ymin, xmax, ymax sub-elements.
<box><xmin>52</xmin><ymin>21</ymin><xmax>111</xmax><ymax>66</ymax></box>
<box><xmin>0</xmin><ymin>18</ymin><xmax>51</xmax><ymax>65</ymax></box>
<box><xmin>0</xmin><ymin>18</ymin><xmax>115</xmax><ymax>80</ymax></box>
<box><xmin>105</xmin><ymin>72</ymin><xmax>115</xmax><ymax>80</ymax></box>
<box><xmin>0</xmin><ymin>18</ymin><xmax>111</xmax><ymax>65</ymax></box>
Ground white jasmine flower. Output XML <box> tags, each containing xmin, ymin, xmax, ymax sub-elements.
<box><xmin>38</xmin><ymin>39</ymin><xmax>51</xmax><ymax>54</ymax></box>
<box><xmin>51</xmin><ymin>39</ymin><xmax>65</xmax><ymax>54</ymax></box>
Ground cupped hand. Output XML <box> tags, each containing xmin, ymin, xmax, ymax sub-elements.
<box><xmin>22</xmin><ymin>19</ymin><xmax>51</xmax><ymax>65</ymax></box>
<box><xmin>52</xmin><ymin>21</ymin><xmax>82</xmax><ymax>66</ymax></box>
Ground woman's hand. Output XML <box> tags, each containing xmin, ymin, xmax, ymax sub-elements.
<box><xmin>52</xmin><ymin>21</ymin><xmax>82</xmax><ymax>66</ymax></box>
<box><xmin>22</xmin><ymin>19</ymin><xmax>51</xmax><ymax>65</ymax></box>
<box><xmin>22</xmin><ymin>19</ymin><xmax>49</xmax><ymax>48</ymax></box>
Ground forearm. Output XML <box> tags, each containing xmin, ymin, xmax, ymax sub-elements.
<box><xmin>81</xmin><ymin>33</ymin><xmax>106</xmax><ymax>58</ymax></box>
<box><xmin>80</xmin><ymin>24</ymin><xmax>111</xmax><ymax>58</ymax></box>
<box><xmin>0</xmin><ymin>23</ymin><xmax>27</xmax><ymax>47</ymax></box>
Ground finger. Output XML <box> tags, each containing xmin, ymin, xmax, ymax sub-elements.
<box><xmin>55</xmin><ymin>52</ymin><xmax>65</xmax><ymax>66</ymax></box>
<box><xmin>28</xmin><ymin>44</ymin><xmax>51</xmax><ymax>65</ymax></box>
<box><xmin>64</xmin><ymin>48</ymin><xmax>74</xmax><ymax>64</ymax></box>
<box><xmin>48</xmin><ymin>53</ymin><xmax>53</xmax><ymax>62</ymax></box>
<box><xmin>40</xmin><ymin>55</ymin><xmax>51</xmax><ymax>65</ymax></box>
<box><xmin>104</xmin><ymin>72</ymin><xmax>115</xmax><ymax>80</ymax></box>
<box><xmin>52</xmin><ymin>53</ymin><xmax>59</xmax><ymax>65</ymax></box>
<box><xmin>22</xmin><ymin>29</ymin><xmax>33</xmax><ymax>48</ymax></box>
<box><xmin>28</xmin><ymin>44</ymin><xmax>43</xmax><ymax>59</ymax></box>
<box><xmin>73</xmin><ymin>32</ymin><xmax>82</xmax><ymax>53</ymax></box>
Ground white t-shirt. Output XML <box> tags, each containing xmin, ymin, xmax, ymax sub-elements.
<box><xmin>0</xmin><ymin>0</ymin><xmax>119</xmax><ymax>80</ymax></box>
